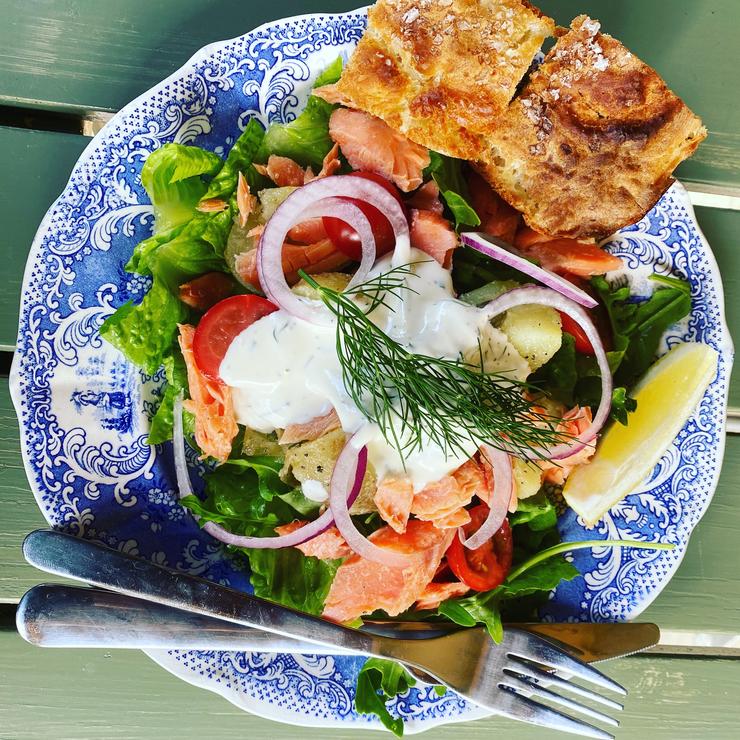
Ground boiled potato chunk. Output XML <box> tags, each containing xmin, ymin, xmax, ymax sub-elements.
<box><xmin>292</xmin><ymin>272</ymin><xmax>351</xmax><ymax>300</ymax></box>
<box><xmin>512</xmin><ymin>457</ymin><xmax>544</xmax><ymax>500</ymax></box>
<box><xmin>500</xmin><ymin>305</ymin><xmax>562</xmax><ymax>371</ymax></box>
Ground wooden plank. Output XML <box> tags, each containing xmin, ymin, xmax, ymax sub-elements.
<box><xmin>0</xmin><ymin>126</ymin><xmax>88</xmax><ymax>351</ymax></box>
<box><xmin>3</xmin><ymin>370</ymin><xmax>740</xmax><ymax>634</ymax></box>
<box><xmin>1</xmin><ymin>0</ymin><xmax>738</xmax><ymax>186</ymax></box>
<box><xmin>0</xmin><ymin>624</ymin><xmax>738</xmax><ymax>739</ymax></box>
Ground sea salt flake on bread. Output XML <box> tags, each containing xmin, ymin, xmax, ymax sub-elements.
<box><xmin>315</xmin><ymin>0</ymin><xmax>555</xmax><ymax>159</ymax></box>
<box><xmin>476</xmin><ymin>15</ymin><xmax>707</xmax><ymax>239</ymax></box>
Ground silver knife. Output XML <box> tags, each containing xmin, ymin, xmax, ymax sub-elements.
<box><xmin>17</xmin><ymin>583</ymin><xmax>660</xmax><ymax>663</ymax></box>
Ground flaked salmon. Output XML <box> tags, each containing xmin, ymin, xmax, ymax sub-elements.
<box><xmin>322</xmin><ymin>520</ymin><xmax>454</xmax><ymax>623</ymax></box>
<box><xmin>407</xmin><ymin>181</ymin><xmax>444</xmax><ymax>215</ymax></box>
<box><xmin>255</xmin><ymin>155</ymin><xmax>306</xmax><ymax>187</ymax></box>
<box><xmin>409</xmin><ymin>209</ymin><xmax>458</xmax><ymax>267</ymax></box>
<box><xmin>468</xmin><ymin>170</ymin><xmax>521</xmax><ymax>244</ymax></box>
<box><xmin>234</xmin><ymin>238</ymin><xmax>349</xmax><ymax>289</ymax></box>
<box><xmin>328</xmin><ymin>108</ymin><xmax>430</xmax><ymax>192</ymax></box>
<box><xmin>374</xmin><ymin>476</ymin><xmax>414</xmax><ymax>534</ymax></box>
<box><xmin>514</xmin><ymin>227</ymin><xmax>623</xmax><ymax>277</ymax></box>
<box><xmin>177</xmin><ymin>324</ymin><xmax>238</xmax><ymax>463</ymax></box>
<box><xmin>415</xmin><ymin>581</ymin><xmax>470</xmax><ymax>610</ymax></box>
<box><xmin>287</xmin><ymin>217</ymin><xmax>328</xmax><ymax>244</ymax></box>
<box><xmin>236</xmin><ymin>171</ymin><xmax>257</xmax><ymax>228</ymax></box>
<box><xmin>540</xmin><ymin>406</ymin><xmax>595</xmax><ymax>485</ymax></box>
<box><xmin>275</xmin><ymin>521</ymin><xmax>351</xmax><ymax>560</ymax></box>
<box><xmin>279</xmin><ymin>409</ymin><xmax>341</xmax><ymax>445</ymax></box>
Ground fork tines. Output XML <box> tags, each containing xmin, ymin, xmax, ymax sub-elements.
<box><xmin>496</xmin><ymin>628</ymin><xmax>628</xmax><ymax>739</ymax></box>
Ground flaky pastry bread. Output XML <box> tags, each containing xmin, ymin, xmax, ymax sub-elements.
<box><xmin>316</xmin><ymin>0</ymin><xmax>554</xmax><ymax>160</ymax></box>
<box><xmin>476</xmin><ymin>15</ymin><xmax>707</xmax><ymax>239</ymax></box>
<box><xmin>319</xmin><ymin>2</ymin><xmax>706</xmax><ymax>239</ymax></box>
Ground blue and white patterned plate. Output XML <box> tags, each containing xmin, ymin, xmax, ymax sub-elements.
<box><xmin>10</xmin><ymin>8</ymin><xmax>733</xmax><ymax>733</ymax></box>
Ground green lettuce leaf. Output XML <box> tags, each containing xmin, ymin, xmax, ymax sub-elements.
<box><xmin>147</xmin><ymin>347</ymin><xmax>188</xmax><ymax>444</ymax></box>
<box><xmin>202</xmin><ymin>117</ymin><xmax>268</xmax><ymax>201</ymax></box>
<box><xmin>355</xmin><ymin>658</ymin><xmax>417</xmax><ymax>737</ymax></box>
<box><xmin>258</xmin><ymin>57</ymin><xmax>343</xmax><ymax>168</ymax></box>
<box><xmin>248</xmin><ymin>547</ymin><xmax>341</xmax><ymax>615</ymax></box>
<box><xmin>508</xmin><ymin>491</ymin><xmax>557</xmax><ymax>531</ymax></box>
<box><xmin>141</xmin><ymin>143</ymin><xmax>223</xmax><ymax>232</ymax></box>
<box><xmin>424</xmin><ymin>151</ymin><xmax>480</xmax><ymax>229</ymax></box>
<box><xmin>592</xmin><ymin>274</ymin><xmax>692</xmax><ymax>389</ymax></box>
<box><xmin>99</xmin><ymin>278</ymin><xmax>188</xmax><ymax>374</ymax></box>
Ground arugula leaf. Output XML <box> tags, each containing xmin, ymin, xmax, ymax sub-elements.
<box><xmin>424</xmin><ymin>151</ymin><xmax>480</xmax><ymax>229</ymax></box>
<box><xmin>202</xmin><ymin>117</ymin><xmax>267</xmax><ymax>201</ymax></box>
<box><xmin>99</xmin><ymin>278</ymin><xmax>188</xmax><ymax>374</ymax></box>
<box><xmin>248</xmin><ymin>547</ymin><xmax>341</xmax><ymax>615</ymax></box>
<box><xmin>591</xmin><ymin>275</ymin><xmax>692</xmax><ymax>389</ymax></box>
<box><xmin>497</xmin><ymin>557</ymin><xmax>579</xmax><ymax>599</ymax></box>
<box><xmin>355</xmin><ymin>659</ymin><xmax>416</xmax><ymax>737</ymax></box>
<box><xmin>508</xmin><ymin>491</ymin><xmax>557</xmax><ymax>531</ymax></box>
<box><xmin>258</xmin><ymin>57</ymin><xmax>344</xmax><ymax>168</ymax></box>
<box><xmin>141</xmin><ymin>143</ymin><xmax>223</xmax><ymax>232</ymax></box>
<box><xmin>147</xmin><ymin>346</ymin><xmax>188</xmax><ymax>444</ymax></box>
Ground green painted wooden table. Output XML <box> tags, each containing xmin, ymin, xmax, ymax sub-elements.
<box><xmin>1</xmin><ymin>1</ymin><xmax>739</xmax><ymax>737</ymax></box>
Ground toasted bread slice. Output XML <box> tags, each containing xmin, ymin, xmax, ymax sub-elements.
<box><xmin>477</xmin><ymin>16</ymin><xmax>707</xmax><ymax>239</ymax></box>
<box><xmin>315</xmin><ymin>0</ymin><xmax>555</xmax><ymax>159</ymax></box>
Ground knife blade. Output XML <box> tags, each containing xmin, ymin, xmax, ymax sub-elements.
<box><xmin>18</xmin><ymin>584</ymin><xmax>658</xmax><ymax>664</ymax></box>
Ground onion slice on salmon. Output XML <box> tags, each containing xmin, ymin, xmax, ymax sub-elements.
<box><xmin>329</xmin><ymin>438</ymin><xmax>413</xmax><ymax>567</ymax></box>
<box><xmin>483</xmin><ymin>286</ymin><xmax>612</xmax><ymax>460</ymax></box>
<box><xmin>173</xmin><ymin>394</ymin><xmax>359</xmax><ymax>549</ymax></box>
<box><xmin>459</xmin><ymin>446</ymin><xmax>512</xmax><ymax>550</ymax></box>
<box><xmin>257</xmin><ymin>175</ymin><xmax>410</xmax><ymax>323</ymax></box>
<box><xmin>461</xmin><ymin>232</ymin><xmax>597</xmax><ymax>309</ymax></box>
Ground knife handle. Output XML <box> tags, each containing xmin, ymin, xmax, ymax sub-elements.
<box><xmin>17</xmin><ymin>584</ymin><xmax>358</xmax><ymax>653</ymax></box>
<box><xmin>23</xmin><ymin>529</ymin><xmax>378</xmax><ymax>656</ymax></box>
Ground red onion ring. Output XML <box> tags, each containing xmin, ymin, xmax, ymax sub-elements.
<box><xmin>460</xmin><ymin>232</ymin><xmax>597</xmax><ymax>309</ymax></box>
<box><xmin>483</xmin><ymin>286</ymin><xmax>612</xmax><ymax>460</ymax></box>
<box><xmin>459</xmin><ymin>445</ymin><xmax>513</xmax><ymax>550</ymax></box>
<box><xmin>257</xmin><ymin>176</ymin><xmax>410</xmax><ymax>322</ymax></box>
<box><xmin>329</xmin><ymin>438</ymin><xmax>413</xmax><ymax>567</ymax></box>
<box><xmin>173</xmin><ymin>395</ymin><xmax>349</xmax><ymax>549</ymax></box>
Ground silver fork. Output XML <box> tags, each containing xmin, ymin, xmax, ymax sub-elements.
<box><xmin>23</xmin><ymin>529</ymin><xmax>625</xmax><ymax>738</ymax></box>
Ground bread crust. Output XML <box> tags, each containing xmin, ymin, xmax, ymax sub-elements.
<box><xmin>477</xmin><ymin>15</ymin><xmax>707</xmax><ymax>238</ymax></box>
<box><xmin>319</xmin><ymin>0</ymin><xmax>555</xmax><ymax>159</ymax></box>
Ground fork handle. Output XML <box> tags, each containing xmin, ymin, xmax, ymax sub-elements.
<box><xmin>23</xmin><ymin>530</ymin><xmax>379</xmax><ymax>656</ymax></box>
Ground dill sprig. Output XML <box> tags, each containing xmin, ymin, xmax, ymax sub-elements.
<box><xmin>299</xmin><ymin>266</ymin><xmax>570</xmax><ymax>461</ymax></box>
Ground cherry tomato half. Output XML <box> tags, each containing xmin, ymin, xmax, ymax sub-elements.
<box><xmin>193</xmin><ymin>294</ymin><xmax>278</xmax><ymax>381</ymax></box>
<box><xmin>322</xmin><ymin>172</ymin><xmax>406</xmax><ymax>261</ymax></box>
<box><xmin>558</xmin><ymin>311</ymin><xmax>595</xmax><ymax>355</ymax></box>
<box><xmin>446</xmin><ymin>505</ymin><xmax>513</xmax><ymax>592</ymax></box>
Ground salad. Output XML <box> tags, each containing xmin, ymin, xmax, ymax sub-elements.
<box><xmin>100</xmin><ymin>57</ymin><xmax>708</xmax><ymax>733</ymax></box>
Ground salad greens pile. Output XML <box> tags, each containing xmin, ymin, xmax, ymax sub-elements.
<box><xmin>98</xmin><ymin>56</ymin><xmax>689</xmax><ymax>736</ymax></box>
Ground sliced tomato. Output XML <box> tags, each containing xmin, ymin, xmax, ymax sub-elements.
<box><xmin>322</xmin><ymin>171</ymin><xmax>406</xmax><ymax>261</ymax></box>
<box><xmin>193</xmin><ymin>294</ymin><xmax>278</xmax><ymax>381</ymax></box>
<box><xmin>446</xmin><ymin>505</ymin><xmax>513</xmax><ymax>592</ymax></box>
<box><xmin>559</xmin><ymin>311</ymin><xmax>595</xmax><ymax>355</ymax></box>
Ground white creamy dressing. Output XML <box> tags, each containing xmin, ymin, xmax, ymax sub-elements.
<box><xmin>220</xmin><ymin>250</ymin><xmax>503</xmax><ymax>490</ymax></box>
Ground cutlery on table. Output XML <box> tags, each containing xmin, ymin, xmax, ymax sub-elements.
<box><xmin>23</xmin><ymin>529</ymin><xmax>633</xmax><ymax>738</ymax></box>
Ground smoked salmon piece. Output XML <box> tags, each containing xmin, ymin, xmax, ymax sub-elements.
<box><xmin>412</xmin><ymin>475</ymin><xmax>471</xmax><ymax>525</ymax></box>
<box><xmin>234</xmin><ymin>238</ymin><xmax>349</xmax><ymax>289</ymax></box>
<box><xmin>279</xmin><ymin>409</ymin><xmax>341</xmax><ymax>445</ymax></box>
<box><xmin>322</xmin><ymin>520</ymin><xmax>455</xmax><ymax>623</ymax></box>
<box><xmin>177</xmin><ymin>324</ymin><xmax>238</xmax><ymax>463</ymax></box>
<box><xmin>514</xmin><ymin>226</ymin><xmax>623</xmax><ymax>277</ymax></box>
<box><xmin>467</xmin><ymin>170</ymin><xmax>521</xmax><ymax>244</ymax></box>
<box><xmin>540</xmin><ymin>406</ymin><xmax>595</xmax><ymax>485</ymax></box>
<box><xmin>287</xmin><ymin>217</ymin><xmax>329</xmax><ymax>244</ymax></box>
<box><xmin>254</xmin><ymin>155</ymin><xmax>306</xmax><ymax>187</ymax></box>
<box><xmin>275</xmin><ymin>521</ymin><xmax>351</xmax><ymax>560</ymax></box>
<box><xmin>415</xmin><ymin>581</ymin><xmax>470</xmax><ymax>611</ymax></box>
<box><xmin>178</xmin><ymin>272</ymin><xmax>234</xmax><ymax>311</ymax></box>
<box><xmin>409</xmin><ymin>209</ymin><xmax>458</xmax><ymax>267</ymax></box>
<box><xmin>407</xmin><ymin>181</ymin><xmax>444</xmax><ymax>215</ymax></box>
<box><xmin>236</xmin><ymin>171</ymin><xmax>257</xmax><ymax>228</ymax></box>
<box><xmin>374</xmin><ymin>476</ymin><xmax>414</xmax><ymax>534</ymax></box>
<box><xmin>328</xmin><ymin>108</ymin><xmax>430</xmax><ymax>192</ymax></box>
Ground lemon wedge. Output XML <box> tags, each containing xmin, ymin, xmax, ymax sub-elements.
<box><xmin>563</xmin><ymin>342</ymin><xmax>718</xmax><ymax>526</ymax></box>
